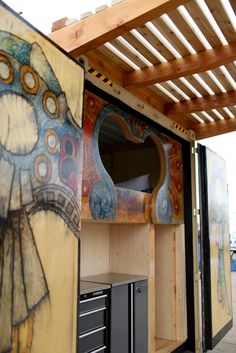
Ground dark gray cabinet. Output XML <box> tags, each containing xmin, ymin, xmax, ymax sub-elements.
<box><xmin>110</xmin><ymin>281</ymin><xmax>148</xmax><ymax>353</ymax></box>
<box><xmin>81</xmin><ymin>273</ymin><xmax>148</xmax><ymax>353</ymax></box>
<box><xmin>79</xmin><ymin>282</ymin><xmax>110</xmax><ymax>353</ymax></box>
<box><xmin>134</xmin><ymin>281</ymin><xmax>148</xmax><ymax>353</ymax></box>
<box><xmin>110</xmin><ymin>284</ymin><xmax>129</xmax><ymax>353</ymax></box>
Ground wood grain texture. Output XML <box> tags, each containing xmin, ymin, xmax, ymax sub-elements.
<box><xmin>165</xmin><ymin>90</ymin><xmax>236</xmax><ymax>115</ymax></box>
<box><xmin>51</xmin><ymin>17</ymin><xmax>76</xmax><ymax>32</ymax></box>
<box><xmin>175</xmin><ymin>225</ymin><xmax>187</xmax><ymax>340</ymax></box>
<box><xmin>80</xmin><ymin>219</ymin><xmax>187</xmax><ymax>353</ymax></box>
<box><xmin>85</xmin><ymin>49</ymin><xmax>124</xmax><ymax>86</ymax></box>
<box><xmin>84</xmin><ymin>49</ymin><xmax>165</xmax><ymax>113</ymax></box>
<box><xmin>148</xmin><ymin>224</ymin><xmax>156</xmax><ymax>353</ymax></box>
<box><xmin>155</xmin><ymin>225</ymin><xmax>176</xmax><ymax>340</ymax></box>
<box><xmin>155</xmin><ymin>338</ymin><xmax>185</xmax><ymax>352</ymax></box>
<box><xmin>130</xmin><ymin>87</ymin><xmax>164</xmax><ymax>113</ymax></box>
<box><xmin>155</xmin><ymin>225</ymin><xmax>187</xmax><ymax>342</ymax></box>
<box><xmin>80</xmin><ymin>222</ymin><xmax>110</xmax><ymax>277</ymax></box>
<box><xmin>110</xmin><ymin>223</ymin><xmax>156</xmax><ymax>353</ymax></box>
<box><xmin>48</xmin><ymin>0</ymin><xmax>190</xmax><ymax>56</ymax></box>
<box><xmin>194</xmin><ymin>118</ymin><xmax>236</xmax><ymax>140</ymax></box>
<box><xmin>124</xmin><ymin>42</ymin><xmax>236</xmax><ymax>89</ymax></box>
<box><xmin>205</xmin><ymin>0</ymin><xmax>236</xmax><ymax>44</ymax></box>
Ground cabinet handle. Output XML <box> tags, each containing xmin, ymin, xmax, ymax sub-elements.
<box><xmin>90</xmin><ymin>346</ymin><xmax>106</xmax><ymax>353</ymax></box>
<box><xmin>80</xmin><ymin>294</ymin><xmax>107</xmax><ymax>304</ymax></box>
<box><xmin>79</xmin><ymin>326</ymin><xmax>106</xmax><ymax>339</ymax></box>
<box><xmin>80</xmin><ymin>306</ymin><xmax>106</xmax><ymax>317</ymax></box>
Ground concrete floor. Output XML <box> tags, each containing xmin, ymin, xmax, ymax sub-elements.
<box><xmin>209</xmin><ymin>271</ymin><xmax>236</xmax><ymax>352</ymax></box>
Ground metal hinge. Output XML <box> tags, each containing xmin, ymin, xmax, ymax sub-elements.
<box><xmin>193</xmin><ymin>208</ymin><xmax>200</xmax><ymax>216</ymax></box>
<box><xmin>194</xmin><ymin>272</ymin><xmax>201</xmax><ymax>282</ymax></box>
<box><xmin>192</xmin><ymin>146</ymin><xmax>199</xmax><ymax>154</ymax></box>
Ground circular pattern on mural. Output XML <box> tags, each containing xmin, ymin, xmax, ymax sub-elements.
<box><xmin>20</xmin><ymin>65</ymin><xmax>39</xmax><ymax>94</ymax></box>
<box><xmin>43</xmin><ymin>91</ymin><xmax>60</xmax><ymax>118</ymax></box>
<box><xmin>65</xmin><ymin>140</ymin><xmax>73</xmax><ymax>156</ymax></box>
<box><xmin>0</xmin><ymin>92</ymin><xmax>39</xmax><ymax>155</ymax></box>
<box><xmin>34</xmin><ymin>154</ymin><xmax>52</xmax><ymax>183</ymax></box>
<box><xmin>45</xmin><ymin>129</ymin><xmax>60</xmax><ymax>154</ymax></box>
<box><xmin>90</xmin><ymin>179</ymin><xmax>115</xmax><ymax>219</ymax></box>
<box><xmin>0</xmin><ymin>54</ymin><xmax>14</xmax><ymax>84</ymax></box>
<box><xmin>61</xmin><ymin>157</ymin><xmax>76</xmax><ymax>180</ymax></box>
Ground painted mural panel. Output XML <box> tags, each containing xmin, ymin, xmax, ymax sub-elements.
<box><xmin>82</xmin><ymin>91</ymin><xmax>184</xmax><ymax>224</ymax></box>
<box><xmin>0</xmin><ymin>2</ymin><xmax>84</xmax><ymax>353</ymax></box>
<box><xmin>206</xmin><ymin>149</ymin><xmax>232</xmax><ymax>339</ymax></box>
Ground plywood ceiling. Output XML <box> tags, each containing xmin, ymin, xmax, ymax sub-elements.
<box><xmin>49</xmin><ymin>0</ymin><xmax>236</xmax><ymax>140</ymax></box>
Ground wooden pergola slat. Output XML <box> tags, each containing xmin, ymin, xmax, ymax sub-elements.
<box><xmin>194</xmin><ymin>118</ymin><xmax>236</xmax><ymax>140</ymax></box>
<box><xmin>124</xmin><ymin>42</ymin><xmax>236</xmax><ymax>89</ymax></box>
<box><xmin>49</xmin><ymin>0</ymin><xmax>236</xmax><ymax>139</ymax></box>
<box><xmin>48</xmin><ymin>0</ymin><xmax>190</xmax><ymax>57</ymax></box>
<box><xmin>164</xmin><ymin>90</ymin><xmax>236</xmax><ymax>115</ymax></box>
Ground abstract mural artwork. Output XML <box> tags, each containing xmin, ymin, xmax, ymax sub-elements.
<box><xmin>154</xmin><ymin>132</ymin><xmax>183</xmax><ymax>224</ymax></box>
<box><xmin>206</xmin><ymin>148</ymin><xmax>232</xmax><ymax>337</ymax></box>
<box><xmin>0</xmin><ymin>3</ymin><xmax>84</xmax><ymax>353</ymax></box>
<box><xmin>82</xmin><ymin>91</ymin><xmax>184</xmax><ymax>224</ymax></box>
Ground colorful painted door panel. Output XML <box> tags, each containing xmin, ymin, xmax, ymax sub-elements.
<box><xmin>199</xmin><ymin>145</ymin><xmax>233</xmax><ymax>350</ymax></box>
<box><xmin>0</xmin><ymin>2</ymin><xmax>84</xmax><ymax>353</ymax></box>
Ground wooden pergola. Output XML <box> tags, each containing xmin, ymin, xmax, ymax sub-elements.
<box><xmin>49</xmin><ymin>0</ymin><xmax>236</xmax><ymax>140</ymax></box>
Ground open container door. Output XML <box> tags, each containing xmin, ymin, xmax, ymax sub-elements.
<box><xmin>198</xmin><ymin>144</ymin><xmax>233</xmax><ymax>351</ymax></box>
<box><xmin>0</xmin><ymin>2</ymin><xmax>84</xmax><ymax>353</ymax></box>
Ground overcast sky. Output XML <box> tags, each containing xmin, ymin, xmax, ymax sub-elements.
<box><xmin>201</xmin><ymin>132</ymin><xmax>236</xmax><ymax>232</ymax></box>
<box><xmin>4</xmin><ymin>0</ymin><xmax>112</xmax><ymax>34</ymax></box>
<box><xmin>4</xmin><ymin>0</ymin><xmax>236</xmax><ymax>231</ymax></box>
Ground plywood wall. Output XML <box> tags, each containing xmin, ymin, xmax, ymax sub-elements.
<box><xmin>80</xmin><ymin>222</ymin><xmax>156</xmax><ymax>352</ymax></box>
<box><xmin>155</xmin><ymin>225</ymin><xmax>187</xmax><ymax>341</ymax></box>
<box><xmin>110</xmin><ymin>223</ymin><xmax>152</xmax><ymax>275</ymax></box>
<box><xmin>80</xmin><ymin>222</ymin><xmax>110</xmax><ymax>277</ymax></box>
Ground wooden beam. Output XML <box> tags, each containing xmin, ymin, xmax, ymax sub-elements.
<box><xmin>164</xmin><ymin>90</ymin><xmax>236</xmax><ymax>115</ymax></box>
<box><xmin>130</xmin><ymin>87</ymin><xmax>164</xmax><ymax>113</ymax></box>
<box><xmin>84</xmin><ymin>51</ymin><xmax>165</xmax><ymax>113</ymax></box>
<box><xmin>51</xmin><ymin>17</ymin><xmax>76</xmax><ymax>32</ymax></box>
<box><xmin>161</xmin><ymin>114</ymin><xmax>194</xmax><ymax>129</ymax></box>
<box><xmin>124</xmin><ymin>42</ymin><xmax>236</xmax><ymax>89</ymax></box>
<box><xmin>85</xmin><ymin>49</ymin><xmax>124</xmax><ymax>86</ymax></box>
<box><xmin>48</xmin><ymin>0</ymin><xmax>190</xmax><ymax>56</ymax></box>
<box><xmin>194</xmin><ymin>118</ymin><xmax>236</xmax><ymax>140</ymax></box>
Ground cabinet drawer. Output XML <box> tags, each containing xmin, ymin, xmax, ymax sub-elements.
<box><xmin>80</xmin><ymin>307</ymin><xmax>106</xmax><ymax>334</ymax></box>
<box><xmin>80</xmin><ymin>295</ymin><xmax>107</xmax><ymax>314</ymax></box>
<box><xmin>79</xmin><ymin>326</ymin><xmax>106</xmax><ymax>353</ymax></box>
<box><xmin>90</xmin><ymin>346</ymin><xmax>106</xmax><ymax>353</ymax></box>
